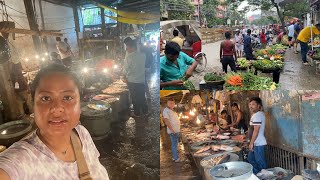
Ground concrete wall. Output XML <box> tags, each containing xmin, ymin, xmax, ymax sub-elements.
<box><xmin>260</xmin><ymin>90</ymin><xmax>320</xmax><ymax>159</ymax></box>
<box><xmin>260</xmin><ymin>91</ymin><xmax>301</xmax><ymax>151</ymax></box>
<box><xmin>3</xmin><ymin>0</ymin><xmax>78</xmax><ymax>69</ymax></box>
<box><xmin>300</xmin><ymin>95</ymin><xmax>320</xmax><ymax>158</ymax></box>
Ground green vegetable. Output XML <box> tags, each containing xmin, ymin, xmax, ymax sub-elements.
<box><xmin>183</xmin><ymin>80</ymin><xmax>195</xmax><ymax>90</ymax></box>
<box><xmin>253</xmin><ymin>59</ymin><xmax>284</xmax><ymax>70</ymax></box>
<box><xmin>237</xmin><ymin>58</ymin><xmax>250</xmax><ymax>68</ymax></box>
<box><xmin>204</xmin><ymin>72</ymin><xmax>224</xmax><ymax>81</ymax></box>
<box><xmin>271</xmin><ymin>44</ymin><xmax>287</xmax><ymax>50</ymax></box>
<box><xmin>224</xmin><ymin>72</ymin><xmax>277</xmax><ymax>90</ymax></box>
<box><xmin>266</xmin><ymin>49</ymin><xmax>276</xmax><ymax>56</ymax></box>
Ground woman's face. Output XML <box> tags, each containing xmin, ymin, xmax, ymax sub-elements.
<box><xmin>34</xmin><ymin>73</ymin><xmax>80</xmax><ymax>137</ymax></box>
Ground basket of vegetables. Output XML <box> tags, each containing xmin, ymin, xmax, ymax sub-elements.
<box><xmin>236</xmin><ymin>58</ymin><xmax>251</xmax><ymax>70</ymax></box>
<box><xmin>253</xmin><ymin>59</ymin><xmax>284</xmax><ymax>72</ymax></box>
<box><xmin>310</xmin><ymin>50</ymin><xmax>320</xmax><ymax>60</ymax></box>
<box><xmin>204</xmin><ymin>72</ymin><xmax>225</xmax><ymax>85</ymax></box>
<box><xmin>181</xmin><ymin>76</ymin><xmax>195</xmax><ymax>90</ymax></box>
<box><xmin>271</xmin><ymin>44</ymin><xmax>287</xmax><ymax>51</ymax></box>
<box><xmin>224</xmin><ymin>72</ymin><xmax>277</xmax><ymax>90</ymax></box>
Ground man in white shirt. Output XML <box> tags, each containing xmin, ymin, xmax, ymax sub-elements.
<box><xmin>235</xmin><ymin>29</ymin><xmax>244</xmax><ymax>57</ymax></box>
<box><xmin>56</xmin><ymin>37</ymin><xmax>72</xmax><ymax>67</ymax></box>
<box><xmin>287</xmin><ymin>22</ymin><xmax>295</xmax><ymax>48</ymax></box>
<box><xmin>248</xmin><ymin>97</ymin><xmax>267</xmax><ymax>174</ymax></box>
<box><xmin>123</xmin><ymin>37</ymin><xmax>148</xmax><ymax>117</ymax></box>
<box><xmin>162</xmin><ymin>98</ymin><xmax>181</xmax><ymax>162</ymax></box>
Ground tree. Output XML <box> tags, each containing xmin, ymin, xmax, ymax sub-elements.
<box><xmin>283</xmin><ymin>1</ymin><xmax>309</xmax><ymax>19</ymax></box>
<box><xmin>246</xmin><ymin>0</ymin><xmax>286</xmax><ymax>32</ymax></box>
<box><xmin>202</xmin><ymin>0</ymin><xmax>220</xmax><ymax>26</ymax></box>
<box><xmin>251</xmin><ymin>16</ymin><xmax>276</xmax><ymax>26</ymax></box>
<box><xmin>160</xmin><ymin>0</ymin><xmax>195</xmax><ymax>20</ymax></box>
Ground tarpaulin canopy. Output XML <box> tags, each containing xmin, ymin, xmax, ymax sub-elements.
<box><xmin>105</xmin><ymin>15</ymin><xmax>158</xmax><ymax>24</ymax></box>
<box><xmin>160</xmin><ymin>90</ymin><xmax>182</xmax><ymax>98</ymax></box>
<box><xmin>96</xmin><ymin>2</ymin><xmax>159</xmax><ymax>20</ymax></box>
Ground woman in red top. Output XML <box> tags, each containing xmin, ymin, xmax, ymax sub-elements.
<box><xmin>220</xmin><ymin>32</ymin><xmax>237</xmax><ymax>73</ymax></box>
<box><xmin>260</xmin><ymin>29</ymin><xmax>267</xmax><ymax>48</ymax></box>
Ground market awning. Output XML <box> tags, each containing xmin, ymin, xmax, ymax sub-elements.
<box><xmin>160</xmin><ymin>90</ymin><xmax>182</xmax><ymax>98</ymax></box>
<box><xmin>97</xmin><ymin>3</ymin><xmax>159</xmax><ymax>20</ymax></box>
<box><xmin>106</xmin><ymin>16</ymin><xmax>158</xmax><ymax>25</ymax></box>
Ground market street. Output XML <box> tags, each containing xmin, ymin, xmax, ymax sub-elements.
<box><xmin>160</xmin><ymin>128</ymin><xmax>201</xmax><ymax>180</ymax></box>
<box><xmin>189</xmin><ymin>41</ymin><xmax>224</xmax><ymax>90</ymax></box>
<box><xmin>96</xmin><ymin>59</ymin><xmax>160</xmax><ymax>180</ymax></box>
<box><xmin>189</xmin><ymin>42</ymin><xmax>320</xmax><ymax>90</ymax></box>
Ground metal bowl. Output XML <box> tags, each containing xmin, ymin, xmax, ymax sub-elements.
<box><xmin>200</xmin><ymin>152</ymin><xmax>239</xmax><ymax>169</ymax></box>
<box><xmin>0</xmin><ymin>120</ymin><xmax>33</xmax><ymax>147</ymax></box>
<box><xmin>0</xmin><ymin>120</ymin><xmax>32</xmax><ymax>139</ymax></box>
<box><xmin>209</xmin><ymin>161</ymin><xmax>253</xmax><ymax>180</ymax></box>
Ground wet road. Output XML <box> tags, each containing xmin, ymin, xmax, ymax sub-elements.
<box><xmin>160</xmin><ymin>128</ymin><xmax>201</xmax><ymax>180</ymax></box>
<box><xmin>190</xmin><ymin>41</ymin><xmax>230</xmax><ymax>89</ymax></box>
<box><xmin>279</xmin><ymin>46</ymin><xmax>320</xmax><ymax>90</ymax></box>
<box><xmin>94</xmin><ymin>55</ymin><xmax>160</xmax><ymax>180</ymax></box>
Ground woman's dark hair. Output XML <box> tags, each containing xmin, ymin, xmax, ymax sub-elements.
<box><xmin>250</xmin><ymin>97</ymin><xmax>263</xmax><ymax>106</ymax></box>
<box><xmin>231</xmin><ymin>103</ymin><xmax>238</xmax><ymax>108</ymax></box>
<box><xmin>165</xmin><ymin>41</ymin><xmax>181</xmax><ymax>56</ymax></box>
<box><xmin>221</xmin><ymin>110</ymin><xmax>228</xmax><ymax>115</ymax></box>
<box><xmin>173</xmin><ymin>29</ymin><xmax>179</xmax><ymax>36</ymax></box>
<box><xmin>225</xmin><ymin>32</ymin><xmax>231</xmax><ymax>39</ymax></box>
<box><xmin>31</xmin><ymin>64</ymin><xmax>82</xmax><ymax>100</ymax></box>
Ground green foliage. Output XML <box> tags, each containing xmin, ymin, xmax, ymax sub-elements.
<box><xmin>251</xmin><ymin>16</ymin><xmax>276</xmax><ymax>26</ymax></box>
<box><xmin>161</xmin><ymin>0</ymin><xmax>195</xmax><ymax>20</ymax></box>
<box><xmin>283</xmin><ymin>1</ymin><xmax>309</xmax><ymax>18</ymax></box>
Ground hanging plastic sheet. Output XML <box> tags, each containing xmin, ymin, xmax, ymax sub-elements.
<box><xmin>95</xmin><ymin>2</ymin><xmax>159</xmax><ymax>20</ymax></box>
<box><xmin>105</xmin><ymin>15</ymin><xmax>158</xmax><ymax>24</ymax></box>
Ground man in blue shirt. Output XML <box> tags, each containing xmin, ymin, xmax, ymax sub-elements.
<box><xmin>160</xmin><ymin>42</ymin><xmax>198</xmax><ymax>90</ymax></box>
<box><xmin>244</xmin><ymin>29</ymin><xmax>254</xmax><ymax>60</ymax></box>
<box><xmin>294</xmin><ymin>20</ymin><xmax>301</xmax><ymax>54</ymax></box>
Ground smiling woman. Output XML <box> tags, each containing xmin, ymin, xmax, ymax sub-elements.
<box><xmin>0</xmin><ymin>64</ymin><xmax>109</xmax><ymax>180</ymax></box>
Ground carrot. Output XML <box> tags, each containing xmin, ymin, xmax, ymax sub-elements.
<box><xmin>227</xmin><ymin>75</ymin><xmax>243</xmax><ymax>86</ymax></box>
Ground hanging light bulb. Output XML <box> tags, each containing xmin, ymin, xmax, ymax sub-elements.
<box><xmin>83</xmin><ymin>67</ymin><xmax>88</xmax><ymax>73</ymax></box>
<box><xmin>103</xmin><ymin>68</ymin><xmax>108</xmax><ymax>73</ymax></box>
<box><xmin>25</xmin><ymin>58</ymin><xmax>29</xmax><ymax>62</ymax></box>
<box><xmin>196</xmin><ymin>117</ymin><xmax>200</xmax><ymax>124</ymax></box>
<box><xmin>35</xmin><ymin>55</ymin><xmax>39</xmax><ymax>59</ymax></box>
<box><xmin>45</xmin><ymin>52</ymin><xmax>49</xmax><ymax>56</ymax></box>
<box><xmin>41</xmin><ymin>57</ymin><xmax>45</xmax><ymax>61</ymax></box>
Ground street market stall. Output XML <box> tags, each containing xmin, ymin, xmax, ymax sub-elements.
<box><xmin>160</xmin><ymin>90</ymin><xmax>320</xmax><ymax>180</ymax></box>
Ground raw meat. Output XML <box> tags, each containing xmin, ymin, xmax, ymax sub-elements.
<box><xmin>220</xmin><ymin>145</ymin><xmax>233</xmax><ymax>151</ymax></box>
<box><xmin>195</xmin><ymin>146</ymin><xmax>211</xmax><ymax>154</ymax></box>
<box><xmin>211</xmin><ymin>145</ymin><xmax>221</xmax><ymax>152</ymax></box>
<box><xmin>217</xmin><ymin>134</ymin><xmax>230</xmax><ymax>140</ymax></box>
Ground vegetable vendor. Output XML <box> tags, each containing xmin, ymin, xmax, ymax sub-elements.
<box><xmin>247</xmin><ymin>97</ymin><xmax>267</xmax><ymax>174</ymax></box>
<box><xmin>160</xmin><ymin>42</ymin><xmax>198</xmax><ymax>90</ymax></box>
<box><xmin>297</xmin><ymin>22</ymin><xmax>320</xmax><ymax>65</ymax></box>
